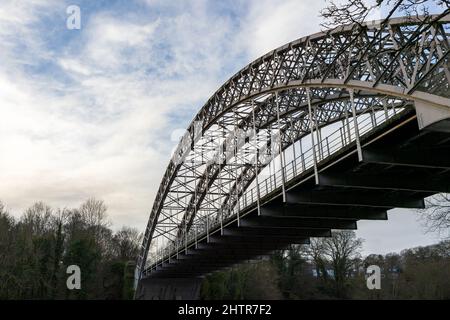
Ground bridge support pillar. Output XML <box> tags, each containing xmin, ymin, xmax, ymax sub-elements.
<box><xmin>135</xmin><ymin>277</ymin><xmax>203</xmax><ymax>300</ymax></box>
<box><xmin>415</xmin><ymin>100</ymin><xmax>450</xmax><ymax>132</ymax></box>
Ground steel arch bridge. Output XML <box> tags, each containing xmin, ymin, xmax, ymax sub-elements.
<box><xmin>135</xmin><ymin>13</ymin><xmax>450</xmax><ymax>299</ymax></box>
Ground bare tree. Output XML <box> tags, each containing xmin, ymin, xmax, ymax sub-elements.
<box><xmin>321</xmin><ymin>0</ymin><xmax>383</xmax><ymax>28</ymax></box>
<box><xmin>79</xmin><ymin>198</ymin><xmax>109</xmax><ymax>228</ymax></box>
<box><xmin>21</xmin><ymin>201</ymin><xmax>53</xmax><ymax>236</ymax></box>
<box><xmin>309</xmin><ymin>231</ymin><xmax>363</xmax><ymax>298</ymax></box>
<box><xmin>0</xmin><ymin>201</ymin><xmax>5</xmax><ymax>215</ymax></box>
<box><xmin>421</xmin><ymin>194</ymin><xmax>450</xmax><ymax>238</ymax></box>
<box><xmin>113</xmin><ymin>227</ymin><xmax>142</xmax><ymax>261</ymax></box>
<box><xmin>320</xmin><ymin>0</ymin><xmax>450</xmax><ymax>29</ymax></box>
<box><xmin>308</xmin><ymin>238</ymin><xmax>330</xmax><ymax>281</ymax></box>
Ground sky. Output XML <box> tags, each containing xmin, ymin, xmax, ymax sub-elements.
<box><xmin>0</xmin><ymin>0</ymin><xmax>446</xmax><ymax>256</ymax></box>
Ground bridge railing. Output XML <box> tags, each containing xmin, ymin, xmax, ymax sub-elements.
<box><xmin>234</xmin><ymin>107</ymin><xmax>400</xmax><ymax>214</ymax></box>
<box><xmin>148</xmin><ymin>106</ymin><xmax>404</xmax><ymax>272</ymax></box>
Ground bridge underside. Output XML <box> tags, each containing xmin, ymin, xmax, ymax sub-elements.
<box><xmin>136</xmin><ymin>111</ymin><xmax>450</xmax><ymax>299</ymax></box>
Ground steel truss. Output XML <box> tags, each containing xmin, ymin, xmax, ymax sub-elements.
<box><xmin>137</xmin><ymin>13</ymin><xmax>450</xmax><ymax>281</ymax></box>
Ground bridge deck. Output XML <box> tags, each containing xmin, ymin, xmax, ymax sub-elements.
<box><xmin>144</xmin><ymin>111</ymin><xmax>450</xmax><ymax>279</ymax></box>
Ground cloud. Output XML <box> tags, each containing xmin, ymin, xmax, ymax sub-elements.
<box><xmin>236</xmin><ymin>0</ymin><xmax>326</xmax><ymax>60</ymax></box>
<box><xmin>357</xmin><ymin>209</ymin><xmax>443</xmax><ymax>256</ymax></box>
<box><xmin>0</xmin><ymin>0</ymin><xmax>247</xmax><ymax>229</ymax></box>
<box><xmin>0</xmin><ymin>0</ymin><xmax>441</xmax><ymax>254</ymax></box>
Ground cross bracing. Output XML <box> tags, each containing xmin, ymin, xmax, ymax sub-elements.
<box><xmin>137</xmin><ymin>13</ymin><xmax>450</xmax><ymax>281</ymax></box>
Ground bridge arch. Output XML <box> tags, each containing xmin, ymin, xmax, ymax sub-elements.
<box><xmin>136</xmin><ymin>13</ymin><xmax>450</xmax><ymax>284</ymax></box>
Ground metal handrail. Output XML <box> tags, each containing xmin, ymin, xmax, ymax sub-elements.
<box><xmin>146</xmin><ymin>107</ymin><xmax>404</xmax><ymax>271</ymax></box>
